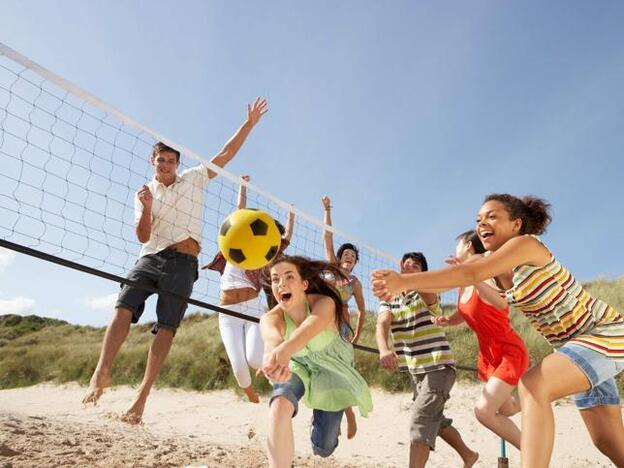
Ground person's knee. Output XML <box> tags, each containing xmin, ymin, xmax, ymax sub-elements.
<box><xmin>270</xmin><ymin>396</ymin><xmax>295</xmax><ymax>419</ymax></box>
<box><xmin>518</xmin><ymin>371</ymin><xmax>548</xmax><ymax>403</ymax></box>
<box><xmin>113</xmin><ymin>307</ymin><xmax>133</xmax><ymax>323</ymax></box>
<box><xmin>312</xmin><ymin>436</ymin><xmax>338</xmax><ymax>457</ymax></box>
<box><xmin>312</xmin><ymin>444</ymin><xmax>337</xmax><ymax>458</ymax></box>
<box><xmin>473</xmin><ymin>401</ymin><xmax>495</xmax><ymax>426</ymax></box>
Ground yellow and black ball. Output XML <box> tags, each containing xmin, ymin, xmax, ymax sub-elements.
<box><xmin>218</xmin><ymin>209</ymin><xmax>281</xmax><ymax>270</ymax></box>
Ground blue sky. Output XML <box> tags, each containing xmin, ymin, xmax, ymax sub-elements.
<box><xmin>1</xmin><ymin>1</ymin><xmax>623</xmax><ymax>326</ymax></box>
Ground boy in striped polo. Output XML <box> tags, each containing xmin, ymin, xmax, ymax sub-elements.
<box><xmin>376</xmin><ymin>252</ymin><xmax>478</xmax><ymax>468</ymax></box>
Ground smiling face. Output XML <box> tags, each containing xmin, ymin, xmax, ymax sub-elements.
<box><xmin>339</xmin><ymin>249</ymin><xmax>357</xmax><ymax>271</ymax></box>
<box><xmin>151</xmin><ymin>150</ymin><xmax>180</xmax><ymax>186</ymax></box>
<box><xmin>270</xmin><ymin>261</ymin><xmax>308</xmax><ymax>310</ymax></box>
<box><xmin>476</xmin><ymin>200</ymin><xmax>523</xmax><ymax>251</ymax></box>
<box><xmin>401</xmin><ymin>258</ymin><xmax>423</xmax><ymax>274</ymax></box>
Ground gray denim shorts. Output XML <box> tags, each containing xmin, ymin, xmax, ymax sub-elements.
<box><xmin>410</xmin><ymin>366</ymin><xmax>456</xmax><ymax>450</ymax></box>
<box><xmin>116</xmin><ymin>249</ymin><xmax>198</xmax><ymax>334</ymax></box>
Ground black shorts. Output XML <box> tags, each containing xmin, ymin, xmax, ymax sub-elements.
<box><xmin>115</xmin><ymin>249</ymin><xmax>198</xmax><ymax>334</ymax></box>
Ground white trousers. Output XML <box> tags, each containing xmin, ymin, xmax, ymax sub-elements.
<box><xmin>218</xmin><ymin>296</ymin><xmax>265</xmax><ymax>388</ymax></box>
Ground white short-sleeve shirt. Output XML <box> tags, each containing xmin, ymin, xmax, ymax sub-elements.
<box><xmin>135</xmin><ymin>164</ymin><xmax>210</xmax><ymax>257</ymax></box>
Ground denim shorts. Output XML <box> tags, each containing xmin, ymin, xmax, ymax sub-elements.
<box><xmin>270</xmin><ymin>373</ymin><xmax>344</xmax><ymax>457</ymax></box>
<box><xmin>116</xmin><ymin>249</ymin><xmax>198</xmax><ymax>334</ymax></box>
<box><xmin>557</xmin><ymin>343</ymin><xmax>624</xmax><ymax>409</ymax></box>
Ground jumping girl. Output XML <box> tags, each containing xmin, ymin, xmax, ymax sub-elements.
<box><xmin>259</xmin><ymin>255</ymin><xmax>372</xmax><ymax>468</ymax></box>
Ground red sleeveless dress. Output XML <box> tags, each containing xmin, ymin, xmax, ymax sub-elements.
<box><xmin>457</xmin><ymin>287</ymin><xmax>529</xmax><ymax>385</ymax></box>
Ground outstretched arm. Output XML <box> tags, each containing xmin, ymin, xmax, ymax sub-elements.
<box><xmin>237</xmin><ymin>175</ymin><xmax>250</xmax><ymax>209</ymax></box>
<box><xmin>270</xmin><ymin>296</ymin><xmax>335</xmax><ymax>366</ymax></box>
<box><xmin>434</xmin><ymin>312</ymin><xmax>465</xmax><ymax>327</ymax></box>
<box><xmin>321</xmin><ymin>196</ymin><xmax>338</xmax><ymax>264</ymax></box>
<box><xmin>259</xmin><ymin>310</ymin><xmax>291</xmax><ymax>383</ymax></box>
<box><xmin>207</xmin><ymin>98</ymin><xmax>268</xmax><ymax>179</ymax></box>
<box><xmin>372</xmin><ymin>235</ymin><xmax>549</xmax><ymax>301</ymax></box>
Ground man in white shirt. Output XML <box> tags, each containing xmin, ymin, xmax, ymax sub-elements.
<box><xmin>82</xmin><ymin>98</ymin><xmax>268</xmax><ymax>424</ymax></box>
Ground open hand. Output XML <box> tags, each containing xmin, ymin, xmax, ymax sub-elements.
<box><xmin>247</xmin><ymin>98</ymin><xmax>268</xmax><ymax>127</ymax></box>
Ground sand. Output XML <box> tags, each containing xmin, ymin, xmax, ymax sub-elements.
<box><xmin>0</xmin><ymin>382</ymin><xmax>615</xmax><ymax>467</ymax></box>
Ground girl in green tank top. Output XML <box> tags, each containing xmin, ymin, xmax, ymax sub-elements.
<box><xmin>259</xmin><ymin>255</ymin><xmax>372</xmax><ymax>468</ymax></box>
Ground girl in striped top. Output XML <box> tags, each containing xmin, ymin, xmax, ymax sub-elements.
<box><xmin>372</xmin><ymin>194</ymin><xmax>624</xmax><ymax>468</ymax></box>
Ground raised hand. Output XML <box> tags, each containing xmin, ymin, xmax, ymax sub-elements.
<box><xmin>241</xmin><ymin>175</ymin><xmax>251</xmax><ymax>182</ymax></box>
<box><xmin>444</xmin><ymin>256</ymin><xmax>460</xmax><ymax>266</ymax></box>
<box><xmin>137</xmin><ymin>185</ymin><xmax>153</xmax><ymax>208</ymax></box>
<box><xmin>247</xmin><ymin>98</ymin><xmax>268</xmax><ymax>127</ymax></box>
<box><xmin>371</xmin><ymin>269</ymin><xmax>403</xmax><ymax>301</ymax></box>
<box><xmin>321</xmin><ymin>196</ymin><xmax>331</xmax><ymax>210</ymax></box>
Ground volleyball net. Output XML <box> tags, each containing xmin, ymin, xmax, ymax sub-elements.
<box><xmin>0</xmin><ymin>42</ymin><xmax>457</xmax><ymax>340</ymax></box>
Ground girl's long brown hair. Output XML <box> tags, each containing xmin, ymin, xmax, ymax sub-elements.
<box><xmin>268</xmin><ymin>255</ymin><xmax>351</xmax><ymax>333</ymax></box>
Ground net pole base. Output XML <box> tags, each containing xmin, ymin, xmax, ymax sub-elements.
<box><xmin>498</xmin><ymin>457</ymin><xmax>509</xmax><ymax>468</ymax></box>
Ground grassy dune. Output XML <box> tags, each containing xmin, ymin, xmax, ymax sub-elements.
<box><xmin>1</xmin><ymin>277</ymin><xmax>622</xmax><ymax>393</ymax></box>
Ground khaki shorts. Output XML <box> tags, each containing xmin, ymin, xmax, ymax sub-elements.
<box><xmin>410</xmin><ymin>366</ymin><xmax>456</xmax><ymax>450</ymax></box>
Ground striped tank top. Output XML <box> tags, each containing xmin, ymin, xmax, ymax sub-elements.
<box><xmin>506</xmin><ymin>236</ymin><xmax>624</xmax><ymax>359</ymax></box>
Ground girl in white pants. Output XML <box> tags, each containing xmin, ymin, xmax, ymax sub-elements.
<box><xmin>204</xmin><ymin>175</ymin><xmax>294</xmax><ymax>402</ymax></box>
<box><xmin>218</xmin><ymin>290</ymin><xmax>264</xmax><ymax>392</ymax></box>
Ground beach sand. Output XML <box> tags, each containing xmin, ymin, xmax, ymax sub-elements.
<box><xmin>0</xmin><ymin>382</ymin><xmax>615</xmax><ymax>467</ymax></box>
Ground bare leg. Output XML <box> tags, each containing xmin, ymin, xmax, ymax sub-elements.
<box><xmin>498</xmin><ymin>392</ymin><xmax>520</xmax><ymax>417</ymax></box>
<box><xmin>120</xmin><ymin>327</ymin><xmax>174</xmax><ymax>424</ymax></box>
<box><xmin>267</xmin><ymin>397</ymin><xmax>295</xmax><ymax>468</ymax></box>
<box><xmin>409</xmin><ymin>440</ymin><xmax>430</xmax><ymax>468</ymax></box>
<box><xmin>518</xmin><ymin>353</ymin><xmax>590</xmax><ymax>468</ymax></box>
<box><xmin>474</xmin><ymin>377</ymin><xmax>522</xmax><ymax>449</ymax></box>
<box><xmin>345</xmin><ymin>407</ymin><xmax>357</xmax><ymax>439</ymax></box>
<box><xmin>580</xmin><ymin>404</ymin><xmax>624</xmax><ymax>466</ymax></box>
<box><xmin>82</xmin><ymin>307</ymin><xmax>132</xmax><ymax>405</ymax></box>
<box><xmin>439</xmin><ymin>425</ymin><xmax>479</xmax><ymax>467</ymax></box>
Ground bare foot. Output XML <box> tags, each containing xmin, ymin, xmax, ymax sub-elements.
<box><xmin>464</xmin><ymin>450</ymin><xmax>479</xmax><ymax>468</ymax></box>
<box><xmin>120</xmin><ymin>397</ymin><xmax>145</xmax><ymax>425</ymax></box>
<box><xmin>243</xmin><ymin>386</ymin><xmax>260</xmax><ymax>404</ymax></box>
<box><xmin>82</xmin><ymin>370</ymin><xmax>112</xmax><ymax>405</ymax></box>
<box><xmin>345</xmin><ymin>407</ymin><xmax>357</xmax><ymax>439</ymax></box>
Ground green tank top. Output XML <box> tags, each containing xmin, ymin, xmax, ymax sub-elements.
<box><xmin>283</xmin><ymin>303</ymin><xmax>372</xmax><ymax>417</ymax></box>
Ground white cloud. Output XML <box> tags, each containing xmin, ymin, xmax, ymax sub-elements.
<box><xmin>0</xmin><ymin>296</ymin><xmax>36</xmax><ymax>315</ymax></box>
<box><xmin>83</xmin><ymin>293</ymin><xmax>118</xmax><ymax>312</ymax></box>
<box><xmin>0</xmin><ymin>248</ymin><xmax>17</xmax><ymax>273</ymax></box>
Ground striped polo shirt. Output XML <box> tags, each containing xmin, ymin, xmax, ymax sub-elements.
<box><xmin>507</xmin><ymin>237</ymin><xmax>624</xmax><ymax>360</ymax></box>
<box><xmin>379</xmin><ymin>291</ymin><xmax>455</xmax><ymax>375</ymax></box>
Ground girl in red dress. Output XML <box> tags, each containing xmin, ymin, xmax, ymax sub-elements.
<box><xmin>434</xmin><ymin>230</ymin><xmax>529</xmax><ymax>450</ymax></box>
